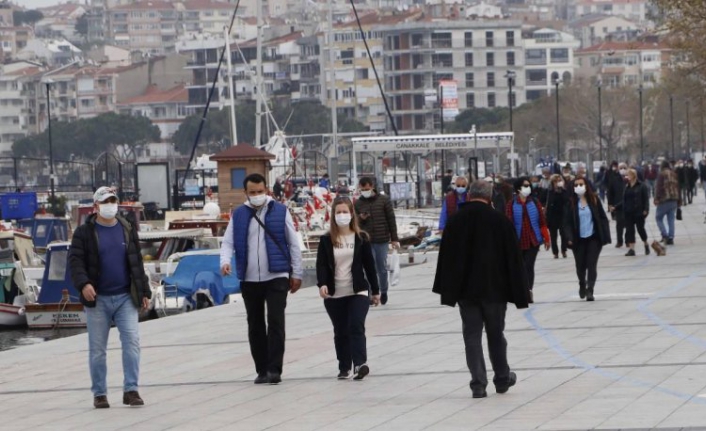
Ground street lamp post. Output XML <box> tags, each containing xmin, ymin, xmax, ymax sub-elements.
<box><xmin>638</xmin><ymin>84</ymin><xmax>644</xmax><ymax>162</ymax></box>
<box><xmin>554</xmin><ymin>78</ymin><xmax>562</xmax><ymax>159</ymax></box>
<box><xmin>43</xmin><ymin>79</ymin><xmax>56</xmax><ymax>204</ymax></box>
<box><xmin>670</xmin><ymin>95</ymin><xmax>675</xmax><ymax>159</ymax></box>
<box><xmin>505</xmin><ymin>70</ymin><xmax>516</xmax><ymax>132</ymax></box>
<box><xmin>597</xmin><ymin>80</ymin><xmax>602</xmax><ymax>161</ymax></box>
<box><xmin>686</xmin><ymin>99</ymin><xmax>691</xmax><ymax>157</ymax></box>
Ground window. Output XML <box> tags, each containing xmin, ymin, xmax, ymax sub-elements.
<box><xmin>488</xmin><ymin>92</ymin><xmax>496</xmax><ymax>108</ymax></box>
<box><xmin>487</xmin><ymin>72</ymin><xmax>495</xmax><ymax>87</ymax></box>
<box><xmin>526</xmin><ymin>69</ymin><xmax>547</xmax><ymax>84</ymax></box>
<box><xmin>486</xmin><ymin>52</ymin><xmax>494</xmax><ymax>66</ymax></box>
<box><xmin>507</xmin><ymin>51</ymin><xmax>515</xmax><ymax>66</ymax></box>
<box><xmin>506</xmin><ymin>31</ymin><xmax>515</xmax><ymax>47</ymax></box>
<box><xmin>625</xmin><ymin>55</ymin><xmax>638</xmax><ymax>66</ymax></box>
<box><xmin>465</xmin><ymin>73</ymin><xmax>474</xmax><ymax>88</ymax></box>
<box><xmin>431</xmin><ymin>32</ymin><xmax>452</xmax><ymax>48</ymax></box>
<box><xmin>411</xmin><ymin>33</ymin><xmax>423</xmax><ymax>47</ymax></box>
<box><xmin>231</xmin><ymin>168</ymin><xmax>247</xmax><ymax>189</ymax></box>
<box><xmin>466</xmin><ymin>92</ymin><xmax>475</xmax><ymax>108</ymax></box>
<box><xmin>550</xmin><ymin>48</ymin><xmax>569</xmax><ymax>63</ymax></box>
<box><xmin>464</xmin><ymin>32</ymin><xmax>473</xmax><ymax>47</ymax></box>
<box><xmin>356</xmin><ymin>68</ymin><xmax>369</xmax><ymax>80</ymax></box>
<box><xmin>485</xmin><ymin>31</ymin><xmax>494</xmax><ymax>47</ymax></box>
<box><xmin>526</xmin><ymin>49</ymin><xmax>547</xmax><ymax>65</ymax></box>
<box><xmin>465</xmin><ymin>53</ymin><xmax>474</xmax><ymax>67</ymax></box>
<box><xmin>432</xmin><ymin>53</ymin><xmax>453</xmax><ymax>67</ymax></box>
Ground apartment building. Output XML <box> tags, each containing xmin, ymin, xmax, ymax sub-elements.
<box><xmin>574</xmin><ymin>41</ymin><xmax>672</xmax><ymax>87</ymax></box>
<box><xmin>568</xmin><ymin>13</ymin><xmax>639</xmax><ymax>48</ymax></box>
<box><xmin>321</xmin><ymin>10</ymin><xmax>422</xmax><ymax>133</ymax></box>
<box><xmin>523</xmin><ymin>28</ymin><xmax>580</xmax><ymax>100</ymax></box>
<box><xmin>568</xmin><ymin>0</ymin><xmax>649</xmax><ymax>24</ymax></box>
<box><xmin>290</xmin><ymin>36</ymin><xmax>321</xmax><ymax>102</ymax></box>
<box><xmin>118</xmin><ymin>83</ymin><xmax>194</xmax><ymax>139</ymax></box>
<box><xmin>17</xmin><ymin>39</ymin><xmax>82</xmax><ymax>66</ymax></box>
<box><xmin>380</xmin><ymin>19</ymin><xmax>525</xmax><ymax>132</ymax></box>
<box><xmin>22</xmin><ymin>64</ymin><xmax>119</xmax><ymax>135</ymax></box>
<box><xmin>0</xmin><ymin>62</ymin><xmax>43</xmax><ymax>153</ymax></box>
<box><xmin>180</xmin><ymin>0</ymin><xmax>233</xmax><ymax>35</ymax></box>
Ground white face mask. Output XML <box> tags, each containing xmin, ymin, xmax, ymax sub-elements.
<box><xmin>360</xmin><ymin>190</ymin><xmax>373</xmax><ymax>198</ymax></box>
<box><xmin>557</xmin><ymin>181</ymin><xmax>564</xmax><ymax>188</ymax></box>
<box><xmin>335</xmin><ymin>213</ymin><xmax>352</xmax><ymax>227</ymax></box>
<box><xmin>520</xmin><ymin>186</ymin><xmax>532</xmax><ymax>197</ymax></box>
<box><xmin>574</xmin><ymin>185</ymin><xmax>586</xmax><ymax>196</ymax></box>
<box><xmin>619</xmin><ymin>169</ymin><xmax>627</xmax><ymax>176</ymax></box>
<box><xmin>98</xmin><ymin>203</ymin><xmax>118</xmax><ymax>219</ymax></box>
<box><xmin>249</xmin><ymin>194</ymin><xmax>267</xmax><ymax>207</ymax></box>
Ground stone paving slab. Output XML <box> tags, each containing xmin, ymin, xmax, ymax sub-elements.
<box><xmin>1</xmin><ymin>201</ymin><xmax>706</xmax><ymax>430</ymax></box>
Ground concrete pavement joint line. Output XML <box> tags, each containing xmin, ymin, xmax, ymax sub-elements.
<box><xmin>636</xmin><ymin>270</ymin><xmax>706</xmax><ymax>351</ymax></box>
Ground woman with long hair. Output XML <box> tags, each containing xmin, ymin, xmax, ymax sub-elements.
<box><xmin>544</xmin><ymin>174</ymin><xmax>569</xmax><ymax>259</ymax></box>
<box><xmin>505</xmin><ymin>177</ymin><xmax>550</xmax><ymax>304</ymax></box>
<box><xmin>563</xmin><ymin>178</ymin><xmax>611</xmax><ymax>301</ymax></box>
<box><xmin>623</xmin><ymin>168</ymin><xmax>650</xmax><ymax>256</ymax></box>
<box><xmin>316</xmin><ymin>197</ymin><xmax>380</xmax><ymax>380</ymax></box>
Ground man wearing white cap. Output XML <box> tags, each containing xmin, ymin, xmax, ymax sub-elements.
<box><xmin>69</xmin><ymin>186</ymin><xmax>151</xmax><ymax>409</ymax></box>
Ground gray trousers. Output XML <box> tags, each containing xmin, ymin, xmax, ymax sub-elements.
<box><xmin>459</xmin><ymin>300</ymin><xmax>511</xmax><ymax>392</ymax></box>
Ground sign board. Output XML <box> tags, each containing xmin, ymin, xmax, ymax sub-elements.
<box><xmin>424</xmin><ymin>88</ymin><xmax>437</xmax><ymax>104</ymax></box>
<box><xmin>388</xmin><ymin>182</ymin><xmax>412</xmax><ymax>201</ymax></box>
<box><xmin>431</xmin><ymin>181</ymin><xmax>442</xmax><ymax>200</ymax></box>
<box><xmin>136</xmin><ymin>163</ymin><xmax>170</xmax><ymax>208</ymax></box>
<box><xmin>184</xmin><ymin>179</ymin><xmax>200</xmax><ymax>196</ymax></box>
<box><xmin>477</xmin><ymin>162</ymin><xmax>486</xmax><ymax>179</ymax></box>
<box><xmin>353</xmin><ymin>133</ymin><xmax>514</xmax><ymax>153</ymax></box>
<box><xmin>507</xmin><ymin>152</ymin><xmax>519</xmax><ymax>160</ymax></box>
<box><xmin>439</xmin><ymin>80</ymin><xmax>459</xmax><ymax>119</ymax></box>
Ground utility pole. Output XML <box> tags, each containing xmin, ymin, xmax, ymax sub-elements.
<box><xmin>328</xmin><ymin>0</ymin><xmax>338</xmax><ymax>158</ymax></box>
<box><xmin>224</xmin><ymin>26</ymin><xmax>237</xmax><ymax>146</ymax></box>
<box><xmin>597</xmin><ymin>81</ymin><xmax>602</xmax><ymax>161</ymax></box>
<box><xmin>554</xmin><ymin>78</ymin><xmax>561</xmax><ymax>159</ymax></box>
<box><xmin>505</xmin><ymin>70</ymin><xmax>516</xmax><ymax>132</ymax></box>
<box><xmin>638</xmin><ymin>84</ymin><xmax>644</xmax><ymax>162</ymax></box>
<box><xmin>686</xmin><ymin>99</ymin><xmax>691</xmax><ymax>157</ymax></box>
<box><xmin>670</xmin><ymin>95</ymin><xmax>675</xmax><ymax>159</ymax></box>
<box><xmin>255</xmin><ymin>0</ymin><xmax>263</xmax><ymax>147</ymax></box>
<box><xmin>44</xmin><ymin>80</ymin><xmax>56</xmax><ymax>203</ymax></box>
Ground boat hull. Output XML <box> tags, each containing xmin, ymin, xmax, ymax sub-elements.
<box><xmin>24</xmin><ymin>303</ymin><xmax>87</xmax><ymax>329</ymax></box>
<box><xmin>0</xmin><ymin>303</ymin><xmax>27</xmax><ymax>327</ymax></box>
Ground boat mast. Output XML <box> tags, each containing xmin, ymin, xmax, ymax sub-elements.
<box><xmin>224</xmin><ymin>25</ymin><xmax>238</xmax><ymax>146</ymax></box>
<box><xmin>255</xmin><ymin>0</ymin><xmax>264</xmax><ymax>147</ymax></box>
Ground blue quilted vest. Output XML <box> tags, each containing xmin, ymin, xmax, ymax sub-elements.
<box><xmin>512</xmin><ymin>197</ymin><xmax>543</xmax><ymax>245</ymax></box>
<box><xmin>232</xmin><ymin>200</ymin><xmax>291</xmax><ymax>280</ymax></box>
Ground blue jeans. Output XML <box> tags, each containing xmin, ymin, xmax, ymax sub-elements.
<box><xmin>370</xmin><ymin>243</ymin><xmax>389</xmax><ymax>295</ymax></box>
<box><xmin>86</xmin><ymin>293</ymin><xmax>140</xmax><ymax>397</ymax></box>
<box><xmin>655</xmin><ymin>201</ymin><xmax>678</xmax><ymax>240</ymax></box>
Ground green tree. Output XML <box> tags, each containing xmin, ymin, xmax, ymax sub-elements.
<box><xmin>338</xmin><ymin>116</ymin><xmax>367</xmax><ymax>133</ymax></box>
<box><xmin>449</xmin><ymin>107</ymin><xmax>509</xmax><ymax>133</ymax></box>
<box><xmin>12</xmin><ymin>113</ymin><xmax>161</xmax><ymax>160</ymax></box>
<box><xmin>12</xmin><ymin>10</ymin><xmax>44</xmax><ymax>26</ymax></box>
<box><xmin>172</xmin><ymin>104</ymin><xmax>257</xmax><ymax>154</ymax></box>
<box><xmin>74</xmin><ymin>13</ymin><xmax>88</xmax><ymax>43</ymax></box>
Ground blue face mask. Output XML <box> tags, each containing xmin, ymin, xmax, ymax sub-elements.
<box><xmin>456</xmin><ymin>187</ymin><xmax>467</xmax><ymax>194</ymax></box>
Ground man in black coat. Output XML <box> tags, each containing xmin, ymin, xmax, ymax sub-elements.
<box><xmin>606</xmin><ymin>161</ymin><xmax>627</xmax><ymax>247</ymax></box>
<box><xmin>433</xmin><ymin>181</ymin><xmax>529</xmax><ymax>399</ymax></box>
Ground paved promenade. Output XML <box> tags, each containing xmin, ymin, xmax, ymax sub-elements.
<box><xmin>1</xmin><ymin>201</ymin><xmax>706</xmax><ymax>430</ymax></box>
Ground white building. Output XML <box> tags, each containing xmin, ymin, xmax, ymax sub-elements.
<box><xmin>569</xmin><ymin>0</ymin><xmax>649</xmax><ymax>25</ymax></box>
<box><xmin>522</xmin><ymin>28</ymin><xmax>580</xmax><ymax>100</ymax></box>
<box><xmin>17</xmin><ymin>39</ymin><xmax>82</xmax><ymax>66</ymax></box>
<box><xmin>0</xmin><ymin>61</ymin><xmax>42</xmax><ymax>153</ymax></box>
<box><xmin>568</xmin><ymin>13</ymin><xmax>640</xmax><ymax>48</ymax></box>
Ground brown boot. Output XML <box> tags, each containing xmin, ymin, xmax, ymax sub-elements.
<box><xmin>93</xmin><ymin>395</ymin><xmax>110</xmax><ymax>409</ymax></box>
<box><xmin>123</xmin><ymin>391</ymin><xmax>144</xmax><ymax>406</ymax></box>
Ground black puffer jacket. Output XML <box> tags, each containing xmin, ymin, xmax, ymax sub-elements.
<box><xmin>623</xmin><ymin>180</ymin><xmax>649</xmax><ymax>217</ymax></box>
<box><xmin>544</xmin><ymin>188</ymin><xmax>568</xmax><ymax>229</ymax></box>
<box><xmin>69</xmin><ymin>214</ymin><xmax>151</xmax><ymax>308</ymax></box>
<box><xmin>354</xmin><ymin>191</ymin><xmax>399</xmax><ymax>244</ymax></box>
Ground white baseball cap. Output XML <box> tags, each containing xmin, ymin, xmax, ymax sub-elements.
<box><xmin>93</xmin><ymin>186</ymin><xmax>118</xmax><ymax>203</ymax></box>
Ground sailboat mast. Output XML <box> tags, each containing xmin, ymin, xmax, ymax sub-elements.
<box><xmin>224</xmin><ymin>26</ymin><xmax>238</xmax><ymax>146</ymax></box>
<box><xmin>255</xmin><ymin>0</ymin><xmax>264</xmax><ymax>146</ymax></box>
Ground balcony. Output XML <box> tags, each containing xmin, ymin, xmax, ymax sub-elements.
<box><xmin>77</xmin><ymin>86</ymin><xmax>113</xmax><ymax>96</ymax></box>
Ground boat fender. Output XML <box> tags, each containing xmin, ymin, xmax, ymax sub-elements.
<box><xmin>17</xmin><ymin>307</ymin><xmax>25</xmax><ymax>316</ymax></box>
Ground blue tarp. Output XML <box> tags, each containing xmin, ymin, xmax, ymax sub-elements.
<box><xmin>163</xmin><ymin>254</ymin><xmax>240</xmax><ymax>298</ymax></box>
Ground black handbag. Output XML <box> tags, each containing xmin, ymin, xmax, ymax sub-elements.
<box><xmin>676</xmin><ymin>207</ymin><xmax>682</xmax><ymax>221</ymax></box>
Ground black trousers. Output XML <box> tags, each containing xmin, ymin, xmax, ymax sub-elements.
<box><xmin>324</xmin><ymin>294</ymin><xmax>370</xmax><ymax>372</ymax></box>
<box><xmin>458</xmin><ymin>300</ymin><xmax>511</xmax><ymax>392</ymax></box>
<box><xmin>240</xmin><ymin>277</ymin><xmax>289</xmax><ymax>376</ymax></box>
<box><xmin>624</xmin><ymin>212</ymin><xmax>647</xmax><ymax>244</ymax></box>
<box><xmin>549</xmin><ymin>225</ymin><xmax>567</xmax><ymax>256</ymax></box>
<box><xmin>521</xmin><ymin>246</ymin><xmax>540</xmax><ymax>291</ymax></box>
<box><xmin>613</xmin><ymin>209</ymin><xmax>625</xmax><ymax>245</ymax></box>
<box><xmin>572</xmin><ymin>236</ymin><xmax>602</xmax><ymax>289</ymax></box>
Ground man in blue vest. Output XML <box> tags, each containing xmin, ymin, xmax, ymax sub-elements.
<box><xmin>220</xmin><ymin>173</ymin><xmax>303</xmax><ymax>385</ymax></box>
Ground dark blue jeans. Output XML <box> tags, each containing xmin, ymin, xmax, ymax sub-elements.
<box><xmin>370</xmin><ymin>243</ymin><xmax>389</xmax><ymax>294</ymax></box>
<box><xmin>324</xmin><ymin>295</ymin><xmax>370</xmax><ymax>372</ymax></box>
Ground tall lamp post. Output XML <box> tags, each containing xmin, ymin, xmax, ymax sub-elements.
<box><xmin>597</xmin><ymin>80</ymin><xmax>602</xmax><ymax>161</ymax></box>
<box><xmin>505</xmin><ymin>70</ymin><xmax>516</xmax><ymax>132</ymax></box>
<box><xmin>42</xmin><ymin>78</ymin><xmax>56</xmax><ymax>203</ymax></box>
<box><xmin>670</xmin><ymin>95</ymin><xmax>675</xmax><ymax>159</ymax></box>
<box><xmin>554</xmin><ymin>77</ymin><xmax>562</xmax><ymax>159</ymax></box>
<box><xmin>686</xmin><ymin>99</ymin><xmax>691</xmax><ymax>157</ymax></box>
<box><xmin>638</xmin><ymin>84</ymin><xmax>644</xmax><ymax>162</ymax></box>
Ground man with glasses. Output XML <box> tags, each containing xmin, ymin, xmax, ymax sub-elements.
<box><xmin>69</xmin><ymin>186</ymin><xmax>151</xmax><ymax>409</ymax></box>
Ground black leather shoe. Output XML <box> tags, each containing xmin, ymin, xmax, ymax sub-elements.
<box><xmin>122</xmin><ymin>391</ymin><xmax>144</xmax><ymax>406</ymax></box>
<box><xmin>469</xmin><ymin>382</ymin><xmax>487</xmax><ymax>398</ymax></box>
<box><xmin>254</xmin><ymin>374</ymin><xmax>269</xmax><ymax>384</ymax></box>
<box><xmin>381</xmin><ymin>293</ymin><xmax>388</xmax><ymax>305</ymax></box>
<box><xmin>586</xmin><ymin>289</ymin><xmax>595</xmax><ymax>301</ymax></box>
<box><xmin>268</xmin><ymin>372</ymin><xmax>282</xmax><ymax>385</ymax></box>
<box><xmin>94</xmin><ymin>395</ymin><xmax>110</xmax><ymax>409</ymax></box>
<box><xmin>495</xmin><ymin>372</ymin><xmax>517</xmax><ymax>394</ymax></box>
<box><xmin>625</xmin><ymin>249</ymin><xmax>635</xmax><ymax>256</ymax></box>
<box><xmin>579</xmin><ymin>284</ymin><xmax>586</xmax><ymax>299</ymax></box>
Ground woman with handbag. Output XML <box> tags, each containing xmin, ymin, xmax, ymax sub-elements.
<box><xmin>623</xmin><ymin>169</ymin><xmax>650</xmax><ymax>256</ymax></box>
<box><xmin>563</xmin><ymin>178</ymin><xmax>611</xmax><ymax>302</ymax></box>
<box><xmin>316</xmin><ymin>197</ymin><xmax>380</xmax><ymax>381</ymax></box>
<box><xmin>506</xmin><ymin>177</ymin><xmax>551</xmax><ymax>304</ymax></box>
